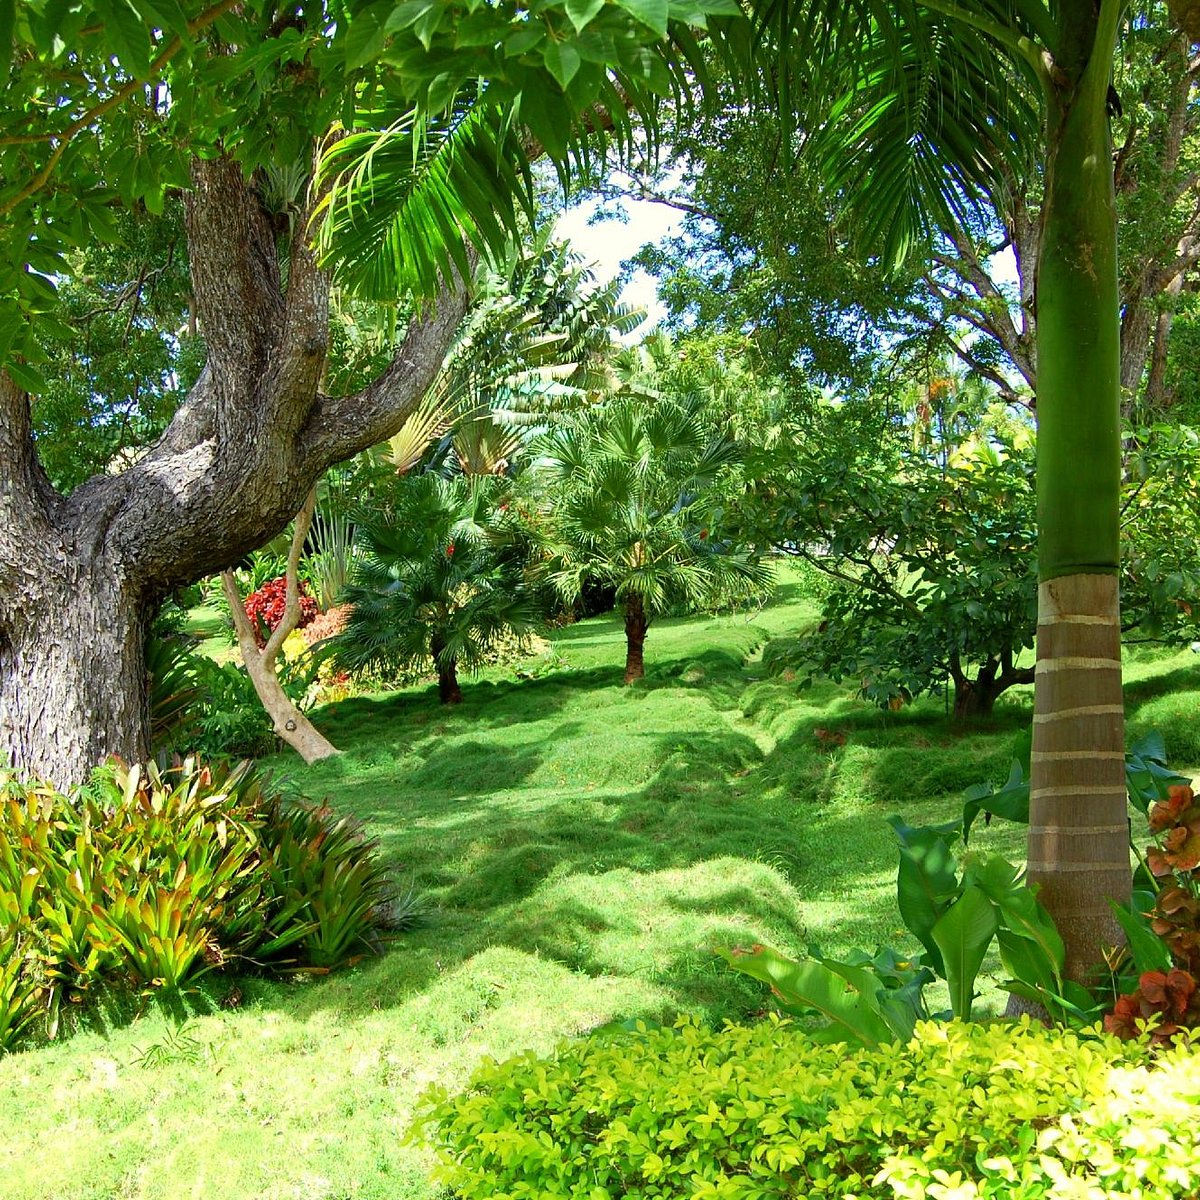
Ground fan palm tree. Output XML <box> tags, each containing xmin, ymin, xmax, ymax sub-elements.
<box><xmin>751</xmin><ymin>0</ymin><xmax>1159</xmax><ymax>977</ymax></box>
<box><xmin>540</xmin><ymin>396</ymin><xmax>772</xmax><ymax>683</ymax></box>
<box><xmin>329</xmin><ymin>474</ymin><xmax>538</xmax><ymax>705</ymax></box>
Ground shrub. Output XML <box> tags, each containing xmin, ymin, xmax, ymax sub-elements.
<box><xmin>416</xmin><ymin>1016</ymin><xmax>1200</xmax><ymax>1200</ymax></box>
<box><xmin>0</xmin><ymin>758</ymin><xmax>397</xmax><ymax>1052</ymax></box>
<box><xmin>1106</xmin><ymin>783</ymin><xmax>1200</xmax><ymax>1043</ymax></box>
<box><xmin>243</xmin><ymin>575</ymin><xmax>319</xmax><ymax>648</ymax></box>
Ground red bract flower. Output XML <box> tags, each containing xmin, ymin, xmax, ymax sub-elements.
<box><xmin>446</xmin><ymin>542</ymin><xmax>455</xmax><ymax>557</ymax></box>
<box><xmin>1104</xmin><ymin>992</ymin><xmax>1142</xmax><ymax>1040</ymax></box>
<box><xmin>1150</xmin><ymin>784</ymin><xmax>1195</xmax><ymax>832</ymax></box>
<box><xmin>242</xmin><ymin>576</ymin><xmax>318</xmax><ymax>648</ymax></box>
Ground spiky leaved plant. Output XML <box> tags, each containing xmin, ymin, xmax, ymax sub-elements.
<box><xmin>329</xmin><ymin>473</ymin><xmax>539</xmax><ymax>704</ymax></box>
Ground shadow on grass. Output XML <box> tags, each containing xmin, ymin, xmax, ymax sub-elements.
<box><xmin>1123</xmin><ymin>662</ymin><xmax>1200</xmax><ymax>707</ymax></box>
<box><xmin>185</xmin><ymin>612</ymin><xmax>1196</xmax><ymax>1038</ymax></box>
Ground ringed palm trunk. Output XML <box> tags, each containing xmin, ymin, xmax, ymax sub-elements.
<box><xmin>623</xmin><ymin>592</ymin><xmax>648</xmax><ymax>684</ymax></box>
<box><xmin>1028</xmin><ymin>14</ymin><xmax>1132</xmax><ymax>982</ymax></box>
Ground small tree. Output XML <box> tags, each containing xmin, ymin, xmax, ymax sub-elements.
<box><xmin>329</xmin><ymin>474</ymin><xmax>537</xmax><ymax>705</ymax></box>
<box><xmin>539</xmin><ymin>396</ymin><xmax>771</xmax><ymax>683</ymax></box>
<box><xmin>746</xmin><ymin>399</ymin><xmax>1039</xmax><ymax>719</ymax></box>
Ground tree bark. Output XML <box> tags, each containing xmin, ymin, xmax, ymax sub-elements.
<box><xmin>951</xmin><ymin>659</ymin><xmax>1036</xmax><ymax>721</ymax></box>
<box><xmin>0</xmin><ymin>150</ymin><xmax>470</xmax><ymax>784</ymax></box>
<box><xmin>0</xmin><ymin>561</ymin><xmax>151</xmax><ymax>788</ymax></box>
<box><xmin>222</xmin><ymin>488</ymin><xmax>339</xmax><ymax>764</ymax></box>
<box><xmin>623</xmin><ymin>592</ymin><xmax>648</xmax><ymax>683</ymax></box>
<box><xmin>437</xmin><ymin>659</ymin><xmax>463</xmax><ymax>705</ymax></box>
<box><xmin>431</xmin><ymin>633</ymin><xmax>462</xmax><ymax>704</ymax></box>
<box><xmin>953</xmin><ymin>678</ymin><xmax>997</xmax><ymax>721</ymax></box>
<box><xmin>1027</xmin><ymin>9</ymin><xmax>1132</xmax><ymax>982</ymax></box>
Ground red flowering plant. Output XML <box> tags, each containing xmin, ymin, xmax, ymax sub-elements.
<box><xmin>242</xmin><ymin>576</ymin><xmax>319</xmax><ymax>649</ymax></box>
<box><xmin>1105</xmin><ymin>783</ymin><xmax>1200</xmax><ymax>1043</ymax></box>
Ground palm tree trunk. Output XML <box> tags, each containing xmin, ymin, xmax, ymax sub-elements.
<box><xmin>623</xmin><ymin>593</ymin><xmax>648</xmax><ymax>684</ymax></box>
<box><xmin>431</xmin><ymin>633</ymin><xmax>462</xmax><ymax>704</ymax></box>
<box><xmin>438</xmin><ymin>659</ymin><xmax>462</xmax><ymax>704</ymax></box>
<box><xmin>1027</xmin><ymin>10</ymin><xmax>1132</xmax><ymax>981</ymax></box>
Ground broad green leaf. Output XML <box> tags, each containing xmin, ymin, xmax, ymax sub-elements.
<box><xmin>566</xmin><ymin>0</ymin><xmax>606</xmax><ymax>32</ymax></box>
<box><xmin>345</xmin><ymin>0</ymin><xmax>392</xmax><ymax>69</ymax></box>
<box><xmin>887</xmin><ymin>816</ymin><xmax>960</xmax><ymax>975</ymax></box>
<box><xmin>930</xmin><ymin>884</ymin><xmax>998</xmax><ymax>1021</ymax></box>
<box><xmin>996</xmin><ymin>928</ymin><xmax>1058</xmax><ymax>999</ymax></box>
<box><xmin>973</xmin><ymin>857</ymin><xmax>1065</xmax><ymax>1005</ymax></box>
<box><xmin>616</xmin><ymin>0</ymin><xmax>668</xmax><ymax>35</ymax></box>
<box><xmin>130</xmin><ymin>0</ymin><xmax>192</xmax><ymax>40</ymax></box>
<box><xmin>717</xmin><ymin>944</ymin><xmax>894</xmax><ymax>1047</ymax></box>
<box><xmin>0</xmin><ymin>0</ymin><xmax>14</xmax><ymax>80</ymax></box>
<box><xmin>961</xmin><ymin>759</ymin><xmax>1030</xmax><ymax>843</ymax></box>
<box><xmin>543</xmin><ymin>41</ymin><xmax>583</xmax><ymax>90</ymax></box>
<box><xmin>95</xmin><ymin>0</ymin><xmax>152</xmax><ymax>77</ymax></box>
<box><xmin>4</xmin><ymin>360</ymin><xmax>47</xmax><ymax>394</ymax></box>
<box><xmin>1110</xmin><ymin>897</ymin><xmax>1171</xmax><ymax>976</ymax></box>
<box><xmin>1129</xmin><ymin>730</ymin><xmax>1169</xmax><ymax>764</ymax></box>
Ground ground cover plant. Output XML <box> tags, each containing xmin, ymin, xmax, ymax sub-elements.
<box><xmin>418</xmin><ymin>1016</ymin><xmax>1200</xmax><ymax>1199</ymax></box>
<box><xmin>3</xmin><ymin>575</ymin><xmax>1199</xmax><ymax>1198</ymax></box>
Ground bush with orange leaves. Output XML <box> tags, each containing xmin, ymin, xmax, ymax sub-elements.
<box><xmin>1106</xmin><ymin>784</ymin><xmax>1200</xmax><ymax>1043</ymax></box>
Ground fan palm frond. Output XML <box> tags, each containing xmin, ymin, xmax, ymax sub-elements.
<box><xmin>385</xmin><ymin>383</ymin><xmax>460</xmax><ymax>475</ymax></box>
<box><xmin>453</xmin><ymin>410</ymin><xmax>526</xmax><ymax>476</ymax></box>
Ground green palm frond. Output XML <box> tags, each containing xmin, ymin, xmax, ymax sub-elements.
<box><xmin>751</xmin><ymin>1</ymin><xmax>1043</xmax><ymax>268</ymax></box>
<box><xmin>453</xmin><ymin>411</ymin><xmax>526</xmax><ymax>476</ymax></box>
<box><xmin>329</xmin><ymin>471</ymin><xmax>538</xmax><ymax>681</ymax></box>
<box><xmin>314</xmin><ymin>98</ymin><xmax>535</xmax><ymax>300</ymax></box>
<box><xmin>536</xmin><ymin>393</ymin><xmax>770</xmax><ymax>621</ymax></box>
<box><xmin>598</xmin><ymin>404</ymin><xmax>652</xmax><ymax>472</ymax></box>
<box><xmin>688</xmin><ymin>436</ymin><xmax>742</xmax><ymax>488</ymax></box>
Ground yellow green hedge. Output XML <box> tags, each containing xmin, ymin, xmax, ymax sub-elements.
<box><xmin>416</xmin><ymin>1015</ymin><xmax>1200</xmax><ymax>1199</ymax></box>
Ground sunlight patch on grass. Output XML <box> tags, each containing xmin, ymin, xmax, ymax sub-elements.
<box><xmin>4</xmin><ymin>566</ymin><xmax>1197</xmax><ymax>1199</ymax></box>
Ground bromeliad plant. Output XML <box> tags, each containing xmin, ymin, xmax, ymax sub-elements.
<box><xmin>0</xmin><ymin>757</ymin><xmax>398</xmax><ymax>1053</ymax></box>
<box><xmin>721</xmin><ymin>816</ymin><xmax>1086</xmax><ymax>1047</ymax></box>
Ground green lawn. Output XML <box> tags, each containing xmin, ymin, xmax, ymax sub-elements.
<box><xmin>3</xmin><ymin>579</ymin><xmax>1199</xmax><ymax>1199</ymax></box>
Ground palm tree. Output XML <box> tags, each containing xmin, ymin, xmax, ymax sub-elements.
<box><xmin>540</xmin><ymin>396</ymin><xmax>771</xmax><ymax>683</ymax></box>
<box><xmin>329</xmin><ymin>474</ymin><xmax>538</xmax><ymax>705</ymax></box>
<box><xmin>752</xmin><ymin>0</ymin><xmax>1152</xmax><ymax>977</ymax></box>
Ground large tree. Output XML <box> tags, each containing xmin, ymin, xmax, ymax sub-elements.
<box><xmin>619</xmin><ymin>16</ymin><xmax>1200</xmax><ymax>418</ymax></box>
<box><xmin>0</xmin><ymin>0</ymin><xmax>728</xmax><ymax>785</ymax></box>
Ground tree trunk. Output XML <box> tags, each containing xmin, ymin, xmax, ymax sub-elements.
<box><xmin>429</xmin><ymin>631</ymin><xmax>462</xmax><ymax>704</ymax></box>
<box><xmin>438</xmin><ymin>660</ymin><xmax>463</xmax><ymax>705</ymax></box>
<box><xmin>222</xmin><ymin>489</ymin><xmax>339</xmax><ymax>765</ymax></box>
<box><xmin>1028</xmin><ymin>12</ymin><xmax>1132</xmax><ymax>982</ymax></box>
<box><xmin>0</xmin><ymin>153</ymin><xmax>470</xmax><ymax>786</ymax></box>
<box><xmin>951</xmin><ymin>657</ymin><xmax>1036</xmax><ymax>721</ymax></box>
<box><xmin>0</xmin><ymin>562</ymin><xmax>150</xmax><ymax>788</ymax></box>
<box><xmin>952</xmin><ymin>679</ymin><xmax>996</xmax><ymax>721</ymax></box>
<box><xmin>623</xmin><ymin>593</ymin><xmax>648</xmax><ymax>684</ymax></box>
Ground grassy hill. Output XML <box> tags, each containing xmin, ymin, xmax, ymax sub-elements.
<box><xmin>2</xmin><ymin>575</ymin><xmax>1198</xmax><ymax>1199</ymax></box>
